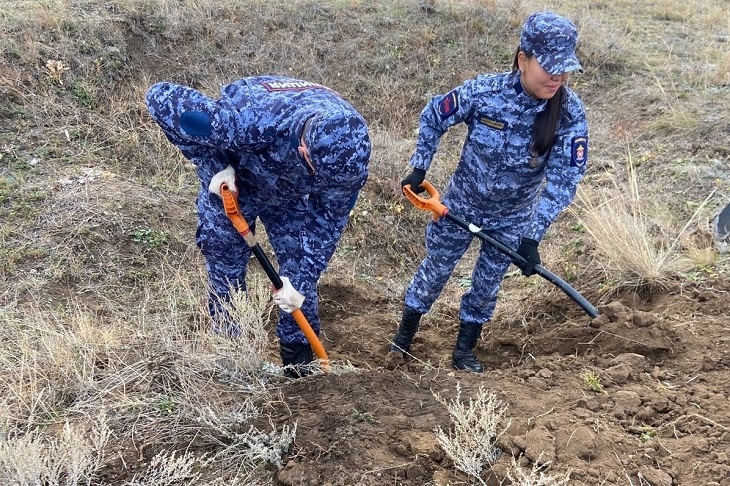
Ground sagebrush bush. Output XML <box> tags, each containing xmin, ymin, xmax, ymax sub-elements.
<box><xmin>433</xmin><ymin>383</ymin><xmax>510</xmax><ymax>484</ymax></box>
<box><xmin>507</xmin><ymin>455</ymin><xmax>572</xmax><ymax>486</ymax></box>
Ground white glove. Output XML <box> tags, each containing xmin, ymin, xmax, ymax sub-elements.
<box><xmin>272</xmin><ymin>277</ymin><xmax>305</xmax><ymax>313</ymax></box>
<box><xmin>208</xmin><ymin>165</ymin><xmax>237</xmax><ymax>197</ymax></box>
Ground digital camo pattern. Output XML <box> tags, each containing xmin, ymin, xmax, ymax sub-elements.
<box><xmin>520</xmin><ymin>11</ymin><xmax>581</xmax><ymax>75</ymax></box>
<box><xmin>146</xmin><ymin>76</ymin><xmax>370</xmax><ymax>343</ymax></box>
<box><xmin>405</xmin><ymin>71</ymin><xmax>588</xmax><ymax>324</ymax></box>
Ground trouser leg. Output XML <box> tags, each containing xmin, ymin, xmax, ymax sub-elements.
<box><xmin>280</xmin><ymin>342</ymin><xmax>314</xmax><ymax>378</ymax></box>
<box><xmin>404</xmin><ymin>217</ymin><xmax>473</xmax><ymax>314</ymax></box>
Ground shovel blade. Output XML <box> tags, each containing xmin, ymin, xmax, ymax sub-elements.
<box><xmin>714</xmin><ymin>202</ymin><xmax>730</xmax><ymax>252</ymax></box>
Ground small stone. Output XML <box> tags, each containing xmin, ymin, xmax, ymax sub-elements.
<box><xmin>605</xmin><ymin>363</ymin><xmax>631</xmax><ymax>384</ymax></box>
<box><xmin>636</xmin><ymin>466</ymin><xmax>673</xmax><ymax>485</ymax></box>
<box><xmin>613</xmin><ymin>390</ymin><xmax>641</xmax><ymax>415</ymax></box>
<box><xmin>384</xmin><ymin>350</ymin><xmax>406</xmax><ymax>370</ymax></box>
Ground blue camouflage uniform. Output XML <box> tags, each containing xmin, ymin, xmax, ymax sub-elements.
<box><xmin>404</xmin><ymin>71</ymin><xmax>588</xmax><ymax>325</ymax></box>
<box><xmin>145</xmin><ymin>76</ymin><xmax>370</xmax><ymax>344</ymax></box>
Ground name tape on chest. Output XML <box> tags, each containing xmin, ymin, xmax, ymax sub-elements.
<box><xmin>478</xmin><ymin>116</ymin><xmax>506</xmax><ymax>130</ymax></box>
<box><xmin>261</xmin><ymin>80</ymin><xmax>327</xmax><ymax>92</ymax></box>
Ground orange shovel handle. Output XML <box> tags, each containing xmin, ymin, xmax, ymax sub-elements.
<box><xmin>402</xmin><ymin>181</ymin><xmax>449</xmax><ymax>221</ymax></box>
<box><xmin>292</xmin><ymin>309</ymin><xmax>330</xmax><ymax>369</ymax></box>
<box><xmin>220</xmin><ymin>184</ymin><xmax>257</xmax><ymax>247</ymax></box>
<box><xmin>219</xmin><ymin>183</ymin><xmax>330</xmax><ymax>371</ymax></box>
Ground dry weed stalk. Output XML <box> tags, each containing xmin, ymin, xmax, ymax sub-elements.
<box><xmin>0</xmin><ymin>414</ymin><xmax>110</xmax><ymax>485</ymax></box>
<box><xmin>195</xmin><ymin>399</ymin><xmax>297</xmax><ymax>470</ymax></box>
<box><xmin>125</xmin><ymin>450</ymin><xmax>211</xmax><ymax>485</ymax></box>
<box><xmin>506</xmin><ymin>454</ymin><xmax>571</xmax><ymax>486</ymax></box>
<box><xmin>433</xmin><ymin>383</ymin><xmax>510</xmax><ymax>484</ymax></box>
<box><xmin>127</xmin><ymin>448</ymin><xmax>270</xmax><ymax>486</ymax></box>
<box><xmin>573</xmin><ymin>148</ymin><xmax>714</xmax><ymax>295</ymax></box>
<box><xmin>433</xmin><ymin>386</ymin><xmax>573</xmax><ymax>486</ymax></box>
<box><xmin>215</xmin><ymin>278</ymin><xmax>274</xmax><ymax>374</ymax></box>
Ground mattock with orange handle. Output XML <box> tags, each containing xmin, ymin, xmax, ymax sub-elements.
<box><xmin>218</xmin><ymin>182</ymin><xmax>331</xmax><ymax>371</ymax></box>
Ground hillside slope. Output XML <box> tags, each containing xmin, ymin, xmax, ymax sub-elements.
<box><xmin>1</xmin><ymin>1</ymin><xmax>728</xmax><ymax>485</ymax></box>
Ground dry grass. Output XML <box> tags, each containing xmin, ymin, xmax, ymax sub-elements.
<box><xmin>572</xmin><ymin>148</ymin><xmax>717</xmax><ymax>297</ymax></box>
<box><xmin>1</xmin><ymin>0</ymin><xmax>729</xmax><ymax>483</ymax></box>
<box><xmin>0</xmin><ymin>269</ymin><xmax>293</xmax><ymax>483</ymax></box>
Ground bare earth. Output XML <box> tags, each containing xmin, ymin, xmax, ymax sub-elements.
<box><xmin>42</xmin><ymin>169</ymin><xmax>727</xmax><ymax>486</ymax></box>
<box><xmin>250</xmin><ymin>274</ymin><xmax>728</xmax><ymax>486</ymax></box>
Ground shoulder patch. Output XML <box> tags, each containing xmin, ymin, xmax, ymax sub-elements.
<box><xmin>571</xmin><ymin>136</ymin><xmax>588</xmax><ymax>167</ymax></box>
<box><xmin>437</xmin><ymin>91</ymin><xmax>459</xmax><ymax>119</ymax></box>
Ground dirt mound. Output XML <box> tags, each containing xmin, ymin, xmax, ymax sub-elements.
<box><xmin>262</xmin><ymin>279</ymin><xmax>730</xmax><ymax>486</ymax></box>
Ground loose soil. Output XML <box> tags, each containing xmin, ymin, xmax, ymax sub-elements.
<box><xmin>260</xmin><ymin>274</ymin><xmax>729</xmax><ymax>486</ymax></box>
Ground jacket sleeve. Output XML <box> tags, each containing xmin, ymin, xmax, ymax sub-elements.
<box><xmin>524</xmin><ymin>95</ymin><xmax>589</xmax><ymax>241</ymax></box>
<box><xmin>409</xmin><ymin>79</ymin><xmax>476</xmax><ymax>171</ymax></box>
<box><xmin>145</xmin><ymin>82</ymin><xmax>237</xmax><ymax>180</ymax></box>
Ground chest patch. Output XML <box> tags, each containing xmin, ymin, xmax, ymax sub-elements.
<box><xmin>478</xmin><ymin>116</ymin><xmax>505</xmax><ymax>130</ymax></box>
<box><xmin>571</xmin><ymin>136</ymin><xmax>588</xmax><ymax>167</ymax></box>
<box><xmin>261</xmin><ymin>80</ymin><xmax>326</xmax><ymax>91</ymax></box>
<box><xmin>437</xmin><ymin>91</ymin><xmax>459</xmax><ymax>119</ymax></box>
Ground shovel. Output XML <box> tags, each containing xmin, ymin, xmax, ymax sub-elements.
<box><xmin>713</xmin><ymin>201</ymin><xmax>730</xmax><ymax>252</ymax></box>
<box><xmin>218</xmin><ymin>183</ymin><xmax>331</xmax><ymax>371</ymax></box>
<box><xmin>403</xmin><ymin>181</ymin><xmax>598</xmax><ymax>318</ymax></box>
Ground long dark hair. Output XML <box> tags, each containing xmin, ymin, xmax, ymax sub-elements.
<box><xmin>512</xmin><ymin>47</ymin><xmax>565</xmax><ymax>156</ymax></box>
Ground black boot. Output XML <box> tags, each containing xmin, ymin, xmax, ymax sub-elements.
<box><xmin>280</xmin><ymin>342</ymin><xmax>314</xmax><ymax>378</ymax></box>
<box><xmin>452</xmin><ymin>322</ymin><xmax>484</xmax><ymax>373</ymax></box>
<box><xmin>389</xmin><ymin>306</ymin><xmax>423</xmax><ymax>354</ymax></box>
<box><xmin>385</xmin><ymin>307</ymin><xmax>423</xmax><ymax>370</ymax></box>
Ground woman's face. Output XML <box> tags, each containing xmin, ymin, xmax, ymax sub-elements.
<box><xmin>518</xmin><ymin>52</ymin><xmax>570</xmax><ymax>100</ymax></box>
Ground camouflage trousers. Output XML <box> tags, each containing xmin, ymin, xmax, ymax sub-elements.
<box><xmin>404</xmin><ymin>209</ymin><xmax>526</xmax><ymax>324</ymax></box>
<box><xmin>196</xmin><ymin>187</ymin><xmax>321</xmax><ymax>344</ymax></box>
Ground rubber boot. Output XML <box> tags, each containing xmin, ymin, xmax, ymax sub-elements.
<box><xmin>451</xmin><ymin>322</ymin><xmax>484</xmax><ymax>373</ymax></box>
<box><xmin>385</xmin><ymin>307</ymin><xmax>422</xmax><ymax>370</ymax></box>
<box><xmin>280</xmin><ymin>342</ymin><xmax>314</xmax><ymax>379</ymax></box>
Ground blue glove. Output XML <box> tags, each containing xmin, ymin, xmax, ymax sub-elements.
<box><xmin>401</xmin><ymin>168</ymin><xmax>426</xmax><ymax>194</ymax></box>
<box><xmin>515</xmin><ymin>238</ymin><xmax>541</xmax><ymax>277</ymax></box>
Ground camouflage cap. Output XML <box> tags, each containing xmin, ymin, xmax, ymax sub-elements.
<box><xmin>520</xmin><ymin>12</ymin><xmax>582</xmax><ymax>75</ymax></box>
<box><xmin>301</xmin><ymin>111</ymin><xmax>371</xmax><ymax>188</ymax></box>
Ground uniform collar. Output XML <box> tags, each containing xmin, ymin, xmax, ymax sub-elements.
<box><xmin>512</xmin><ymin>73</ymin><xmax>547</xmax><ymax>112</ymax></box>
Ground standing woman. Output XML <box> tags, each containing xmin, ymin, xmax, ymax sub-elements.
<box><xmin>389</xmin><ymin>12</ymin><xmax>589</xmax><ymax>372</ymax></box>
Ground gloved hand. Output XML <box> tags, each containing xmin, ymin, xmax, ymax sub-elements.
<box><xmin>208</xmin><ymin>165</ymin><xmax>237</xmax><ymax>198</ymax></box>
<box><xmin>401</xmin><ymin>168</ymin><xmax>427</xmax><ymax>194</ymax></box>
<box><xmin>272</xmin><ymin>277</ymin><xmax>305</xmax><ymax>313</ymax></box>
<box><xmin>514</xmin><ymin>237</ymin><xmax>541</xmax><ymax>277</ymax></box>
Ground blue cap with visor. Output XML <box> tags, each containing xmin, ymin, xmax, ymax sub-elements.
<box><xmin>520</xmin><ymin>12</ymin><xmax>582</xmax><ymax>75</ymax></box>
